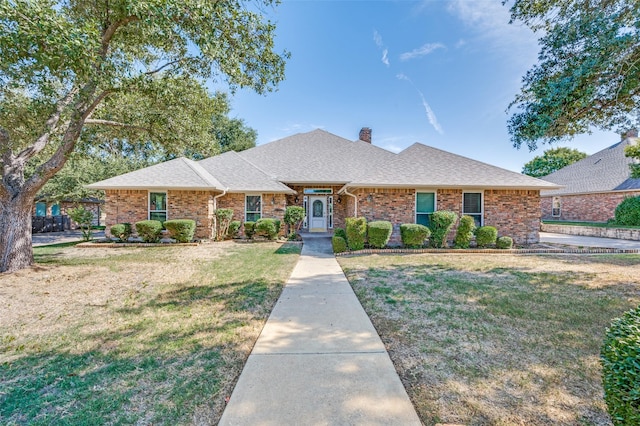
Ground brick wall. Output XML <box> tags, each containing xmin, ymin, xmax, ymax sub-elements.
<box><xmin>353</xmin><ymin>188</ymin><xmax>415</xmax><ymax>244</ymax></box>
<box><xmin>168</xmin><ymin>190</ymin><xmax>216</xmax><ymax>239</ymax></box>
<box><xmin>104</xmin><ymin>190</ymin><xmax>148</xmax><ymax>235</ymax></box>
<box><xmin>541</xmin><ymin>191</ymin><xmax>640</xmax><ymax>222</ymax></box>
<box><xmin>484</xmin><ymin>189</ymin><xmax>540</xmax><ymax>244</ymax></box>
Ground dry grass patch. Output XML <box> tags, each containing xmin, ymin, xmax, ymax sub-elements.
<box><xmin>1</xmin><ymin>241</ymin><xmax>300</xmax><ymax>425</ymax></box>
<box><xmin>338</xmin><ymin>253</ymin><xmax>640</xmax><ymax>426</ymax></box>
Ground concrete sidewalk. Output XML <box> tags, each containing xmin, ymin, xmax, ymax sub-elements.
<box><xmin>218</xmin><ymin>234</ymin><xmax>421</xmax><ymax>425</ymax></box>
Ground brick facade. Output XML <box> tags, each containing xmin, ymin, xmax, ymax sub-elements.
<box><xmin>484</xmin><ymin>190</ymin><xmax>540</xmax><ymax>244</ymax></box>
<box><xmin>541</xmin><ymin>191</ymin><xmax>640</xmax><ymax>223</ymax></box>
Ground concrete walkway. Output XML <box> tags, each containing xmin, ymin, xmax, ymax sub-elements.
<box><xmin>539</xmin><ymin>232</ymin><xmax>640</xmax><ymax>250</ymax></box>
<box><xmin>218</xmin><ymin>233</ymin><xmax>421</xmax><ymax>425</ymax></box>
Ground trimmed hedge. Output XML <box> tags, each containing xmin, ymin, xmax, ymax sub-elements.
<box><xmin>255</xmin><ymin>218</ymin><xmax>279</xmax><ymax>240</ymax></box>
<box><xmin>228</xmin><ymin>221</ymin><xmax>241</xmax><ymax>238</ymax></box>
<box><xmin>110</xmin><ymin>223</ymin><xmax>132</xmax><ymax>242</ymax></box>
<box><xmin>496</xmin><ymin>236</ymin><xmax>513</xmax><ymax>249</ymax></box>
<box><xmin>454</xmin><ymin>215</ymin><xmax>476</xmax><ymax>249</ymax></box>
<box><xmin>400</xmin><ymin>224</ymin><xmax>431</xmax><ymax>248</ymax></box>
<box><xmin>601</xmin><ymin>306</ymin><xmax>640</xmax><ymax>425</ymax></box>
<box><xmin>614</xmin><ymin>196</ymin><xmax>640</xmax><ymax>226</ymax></box>
<box><xmin>135</xmin><ymin>220</ymin><xmax>163</xmax><ymax>243</ymax></box>
<box><xmin>332</xmin><ymin>236</ymin><xmax>347</xmax><ymax>253</ymax></box>
<box><xmin>367</xmin><ymin>221</ymin><xmax>392</xmax><ymax>249</ymax></box>
<box><xmin>345</xmin><ymin>217</ymin><xmax>367</xmax><ymax>251</ymax></box>
<box><xmin>244</xmin><ymin>221</ymin><xmax>256</xmax><ymax>239</ymax></box>
<box><xmin>476</xmin><ymin>226</ymin><xmax>498</xmax><ymax>248</ymax></box>
<box><xmin>429</xmin><ymin>210</ymin><xmax>458</xmax><ymax>248</ymax></box>
<box><xmin>334</xmin><ymin>227</ymin><xmax>347</xmax><ymax>242</ymax></box>
<box><xmin>163</xmin><ymin>219</ymin><xmax>196</xmax><ymax>243</ymax></box>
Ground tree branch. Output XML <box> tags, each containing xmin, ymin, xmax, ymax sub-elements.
<box><xmin>145</xmin><ymin>59</ymin><xmax>184</xmax><ymax>76</ymax></box>
<box><xmin>84</xmin><ymin>118</ymin><xmax>150</xmax><ymax>132</ymax></box>
<box><xmin>100</xmin><ymin>15</ymin><xmax>139</xmax><ymax>58</ymax></box>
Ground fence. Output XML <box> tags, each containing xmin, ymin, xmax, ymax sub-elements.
<box><xmin>32</xmin><ymin>215</ymin><xmax>71</xmax><ymax>233</ymax></box>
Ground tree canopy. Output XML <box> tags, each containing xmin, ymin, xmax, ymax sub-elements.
<box><xmin>522</xmin><ymin>146</ymin><xmax>587</xmax><ymax>177</ymax></box>
<box><xmin>507</xmin><ymin>0</ymin><xmax>640</xmax><ymax>151</ymax></box>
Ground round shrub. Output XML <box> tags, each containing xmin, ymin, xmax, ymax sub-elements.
<box><xmin>475</xmin><ymin>226</ymin><xmax>498</xmax><ymax>248</ymax></box>
<box><xmin>110</xmin><ymin>222</ymin><xmax>131</xmax><ymax>242</ymax></box>
<box><xmin>345</xmin><ymin>217</ymin><xmax>367</xmax><ymax>251</ymax></box>
<box><xmin>284</xmin><ymin>206</ymin><xmax>305</xmax><ymax>234</ymax></box>
<box><xmin>244</xmin><ymin>221</ymin><xmax>256</xmax><ymax>239</ymax></box>
<box><xmin>135</xmin><ymin>220</ymin><xmax>163</xmax><ymax>243</ymax></box>
<box><xmin>163</xmin><ymin>219</ymin><xmax>196</xmax><ymax>243</ymax></box>
<box><xmin>255</xmin><ymin>218</ymin><xmax>278</xmax><ymax>240</ymax></box>
<box><xmin>429</xmin><ymin>210</ymin><xmax>458</xmax><ymax>248</ymax></box>
<box><xmin>400</xmin><ymin>224</ymin><xmax>431</xmax><ymax>248</ymax></box>
<box><xmin>332</xmin><ymin>235</ymin><xmax>347</xmax><ymax>253</ymax></box>
<box><xmin>614</xmin><ymin>196</ymin><xmax>640</xmax><ymax>226</ymax></box>
<box><xmin>496</xmin><ymin>236</ymin><xmax>513</xmax><ymax>249</ymax></box>
<box><xmin>454</xmin><ymin>215</ymin><xmax>476</xmax><ymax>249</ymax></box>
<box><xmin>228</xmin><ymin>220</ymin><xmax>241</xmax><ymax>238</ymax></box>
<box><xmin>601</xmin><ymin>306</ymin><xmax>640</xmax><ymax>425</ymax></box>
<box><xmin>334</xmin><ymin>227</ymin><xmax>347</xmax><ymax>242</ymax></box>
<box><xmin>367</xmin><ymin>221</ymin><xmax>392</xmax><ymax>249</ymax></box>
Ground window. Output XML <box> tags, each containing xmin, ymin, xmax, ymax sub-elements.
<box><xmin>328</xmin><ymin>195</ymin><xmax>334</xmax><ymax>229</ymax></box>
<box><xmin>149</xmin><ymin>192</ymin><xmax>167</xmax><ymax>222</ymax></box>
<box><xmin>245</xmin><ymin>195</ymin><xmax>262</xmax><ymax>222</ymax></box>
<box><xmin>51</xmin><ymin>204</ymin><xmax>60</xmax><ymax>216</ymax></box>
<box><xmin>463</xmin><ymin>192</ymin><xmax>483</xmax><ymax>227</ymax></box>
<box><xmin>35</xmin><ymin>202</ymin><xmax>46</xmax><ymax>217</ymax></box>
<box><xmin>416</xmin><ymin>192</ymin><xmax>435</xmax><ymax>226</ymax></box>
<box><xmin>552</xmin><ymin>197</ymin><xmax>561</xmax><ymax>217</ymax></box>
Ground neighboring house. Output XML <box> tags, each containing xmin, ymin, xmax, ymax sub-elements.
<box><xmin>87</xmin><ymin>128</ymin><xmax>559</xmax><ymax>244</ymax></box>
<box><xmin>32</xmin><ymin>197</ymin><xmax>105</xmax><ymax>232</ymax></box>
<box><xmin>540</xmin><ymin>130</ymin><xmax>640</xmax><ymax>222</ymax></box>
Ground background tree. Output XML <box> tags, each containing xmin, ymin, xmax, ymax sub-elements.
<box><xmin>507</xmin><ymin>0</ymin><xmax>640</xmax><ymax>151</ymax></box>
<box><xmin>522</xmin><ymin>147</ymin><xmax>587</xmax><ymax>177</ymax></box>
<box><xmin>0</xmin><ymin>0</ymin><xmax>288</xmax><ymax>273</ymax></box>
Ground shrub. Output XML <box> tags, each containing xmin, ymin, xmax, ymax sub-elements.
<box><xmin>601</xmin><ymin>306</ymin><xmax>640</xmax><ymax>425</ymax></box>
<box><xmin>228</xmin><ymin>221</ymin><xmax>241</xmax><ymax>238</ymax></box>
<box><xmin>334</xmin><ymin>227</ymin><xmax>347</xmax><ymax>241</ymax></box>
<box><xmin>255</xmin><ymin>218</ymin><xmax>278</xmax><ymax>240</ymax></box>
<box><xmin>274</xmin><ymin>219</ymin><xmax>282</xmax><ymax>236</ymax></box>
<box><xmin>429</xmin><ymin>210</ymin><xmax>458</xmax><ymax>248</ymax></box>
<box><xmin>614</xmin><ymin>196</ymin><xmax>640</xmax><ymax>226</ymax></box>
<box><xmin>332</xmin><ymin>236</ymin><xmax>347</xmax><ymax>253</ymax></box>
<box><xmin>68</xmin><ymin>205</ymin><xmax>94</xmax><ymax>241</ymax></box>
<box><xmin>163</xmin><ymin>219</ymin><xmax>196</xmax><ymax>243</ymax></box>
<box><xmin>284</xmin><ymin>206</ymin><xmax>305</xmax><ymax>235</ymax></box>
<box><xmin>135</xmin><ymin>220</ymin><xmax>163</xmax><ymax>243</ymax></box>
<box><xmin>454</xmin><ymin>215</ymin><xmax>476</xmax><ymax>249</ymax></box>
<box><xmin>110</xmin><ymin>223</ymin><xmax>132</xmax><ymax>242</ymax></box>
<box><xmin>496</xmin><ymin>236</ymin><xmax>513</xmax><ymax>249</ymax></box>
<box><xmin>244</xmin><ymin>221</ymin><xmax>256</xmax><ymax>239</ymax></box>
<box><xmin>475</xmin><ymin>226</ymin><xmax>498</xmax><ymax>248</ymax></box>
<box><xmin>345</xmin><ymin>217</ymin><xmax>367</xmax><ymax>251</ymax></box>
<box><xmin>214</xmin><ymin>208</ymin><xmax>234</xmax><ymax>241</ymax></box>
<box><xmin>400</xmin><ymin>224</ymin><xmax>431</xmax><ymax>248</ymax></box>
<box><xmin>367</xmin><ymin>221</ymin><xmax>392</xmax><ymax>249</ymax></box>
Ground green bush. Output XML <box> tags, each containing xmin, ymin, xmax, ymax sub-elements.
<box><xmin>274</xmin><ymin>219</ymin><xmax>282</xmax><ymax>236</ymax></box>
<box><xmin>332</xmin><ymin>236</ymin><xmax>347</xmax><ymax>253</ymax></box>
<box><xmin>163</xmin><ymin>219</ymin><xmax>196</xmax><ymax>243</ymax></box>
<box><xmin>614</xmin><ymin>196</ymin><xmax>640</xmax><ymax>226</ymax></box>
<box><xmin>429</xmin><ymin>210</ymin><xmax>458</xmax><ymax>248</ymax></box>
<box><xmin>214</xmin><ymin>208</ymin><xmax>234</xmax><ymax>241</ymax></box>
<box><xmin>345</xmin><ymin>217</ymin><xmax>367</xmax><ymax>251</ymax></box>
<box><xmin>601</xmin><ymin>306</ymin><xmax>640</xmax><ymax>425</ymax></box>
<box><xmin>255</xmin><ymin>218</ymin><xmax>278</xmax><ymax>240</ymax></box>
<box><xmin>367</xmin><ymin>221</ymin><xmax>392</xmax><ymax>249</ymax></box>
<box><xmin>496</xmin><ymin>236</ymin><xmax>513</xmax><ymax>249</ymax></box>
<box><xmin>400</xmin><ymin>223</ymin><xmax>431</xmax><ymax>248</ymax></box>
<box><xmin>228</xmin><ymin>221</ymin><xmax>241</xmax><ymax>238</ymax></box>
<box><xmin>135</xmin><ymin>220</ymin><xmax>163</xmax><ymax>243</ymax></box>
<box><xmin>475</xmin><ymin>226</ymin><xmax>498</xmax><ymax>248</ymax></box>
<box><xmin>68</xmin><ymin>205</ymin><xmax>94</xmax><ymax>241</ymax></box>
<box><xmin>284</xmin><ymin>206</ymin><xmax>305</xmax><ymax>235</ymax></box>
<box><xmin>454</xmin><ymin>215</ymin><xmax>476</xmax><ymax>249</ymax></box>
<box><xmin>334</xmin><ymin>227</ymin><xmax>347</xmax><ymax>241</ymax></box>
<box><xmin>110</xmin><ymin>222</ymin><xmax>132</xmax><ymax>242</ymax></box>
<box><xmin>244</xmin><ymin>221</ymin><xmax>256</xmax><ymax>239</ymax></box>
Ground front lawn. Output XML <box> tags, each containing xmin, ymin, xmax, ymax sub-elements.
<box><xmin>1</xmin><ymin>242</ymin><xmax>300</xmax><ymax>425</ymax></box>
<box><xmin>338</xmin><ymin>253</ymin><xmax>640</xmax><ymax>425</ymax></box>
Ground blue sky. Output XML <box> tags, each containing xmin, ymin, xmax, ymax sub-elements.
<box><xmin>223</xmin><ymin>0</ymin><xmax>618</xmax><ymax>173</ymax></box>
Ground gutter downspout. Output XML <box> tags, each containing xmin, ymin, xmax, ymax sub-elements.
<box><xmin>339</xmin><ymin>185</ymin><xmax>358</xmax><ymax>217</ymax></box>
<box><xmin>212</xmin><ymin>188</ymin><xmax>228</xmax><ymax>240</ymax></box>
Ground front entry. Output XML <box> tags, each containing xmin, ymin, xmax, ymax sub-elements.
<box><xmin>309</xmin><ymin>196</ymin><xmax>327</xmax><ymax>232</ymax></box>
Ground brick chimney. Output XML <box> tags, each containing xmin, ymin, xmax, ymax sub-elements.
<box><xmin>359</xmin><ymin>127</ymin><xmax>372</xmax><ymax>143</ymax></box>
<box><xmin>622</xmin><ymin>129</ymin><xmax>638</xmax><ymax>140</ymax></box>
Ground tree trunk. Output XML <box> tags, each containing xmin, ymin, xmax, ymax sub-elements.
<box><xmin>0</xmin><ymin>194</ymin><xmax>34</xmax><ymax>273</ymax></box>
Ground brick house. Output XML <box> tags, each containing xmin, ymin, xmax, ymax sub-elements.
<box><xmin>540</xmin><ymin>131</ymin><xmax>640</xmax><ymax>223</ymax></box>
<box><xmin>87</xmin><ymin>128</ymin><xmax>559</xmax><ymax>244</ymax></box>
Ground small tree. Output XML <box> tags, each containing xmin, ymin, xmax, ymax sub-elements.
<box><xmin>214</xmin><ymin>209</ymin><xmax>234</xmax><ymax>241</ymax></box>
<box><xmin>284</xmin><ymin>206</ymin><xmax>305</xmax><ymax>237</ymax></box>
<box><xmin>67</xmin><ymin>205</ymin><xmax>94</xmax><ymax>242</ymax></box>
<box><xmin>429</xmin><ymin>211</ymin><xmax>458</xmax><ymax>248</ymax></box>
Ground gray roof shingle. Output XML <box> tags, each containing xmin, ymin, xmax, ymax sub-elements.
<box><xmin>541</xmin><ymin>137</ymin><xmax>640</xmax><ymax>196</ymax></box>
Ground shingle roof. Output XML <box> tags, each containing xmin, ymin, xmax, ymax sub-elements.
<box><xmin>540</xmin><ymin>137</ymin><xmax>640</xmax><ymax>196</ymax></box>
<box><xmin>86</xmin><ymin>157</ymin><xmax>225</xmax><ymax>191</ymax></box>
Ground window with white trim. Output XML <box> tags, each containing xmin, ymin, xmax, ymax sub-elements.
<box><xmin>463</xmin><ymin>192</ymin><xmax>483</xmax><ymax>227</ymax></box>
<box><xmin>552</xmin><ymin>197</ymin><xmax>561</xmax><ymax>217</ymax></box>
<box><xmin>149</xmin><ymin>192</ymin><xmax>167</xmax><ymax>222</ymax></box>
<box><xmin>416</xmin><ymin>192</ymin><xmax>435</xmax><ymax>226</ymax></box>
<box><xmin>245</xmin><ymin>195</ymin><xmax>262</xmax><ymax>222</ymax></box>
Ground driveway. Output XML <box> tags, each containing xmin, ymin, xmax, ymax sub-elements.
<box><xmin>539</xmin><ymin>232</ymin><xmax>640</xmax><ymax>250</ymax></box>
<box><xmin>32</xmin><ymin>230</ymin><xmax>105</xmax><ymax>247</ymax></box>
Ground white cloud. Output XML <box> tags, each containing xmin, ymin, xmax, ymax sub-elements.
<box><xmin>373</xmin><ymin>29</ymin><xmax>390</xmax><ymax>67</ymax></box>
<box><xmin>381</xmin><ymin>49</ymin><xmax>389</xmax><ymax>66</ymax></box>
<box><xmin>399</xmin><ymin>43</ymin><xmax>445</xmax><ymax>61</ymax></box>
<box><xmin>396</xmin><ymin>74</ymin><xmax>444</xmax><ymax>135</ymax></box>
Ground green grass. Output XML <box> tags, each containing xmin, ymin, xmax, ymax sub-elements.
<box><xmin>339</xmin><ymin>253</ymin><xmax>640</xmax><ymax>425</ymax></box>
<box><xmin>1</xmin><ymin>242</ymin><xmax>300</xmax><ymax>425</ymax></box>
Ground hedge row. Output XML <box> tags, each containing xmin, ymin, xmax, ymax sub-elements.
<box><xmin>110</xmin><ymin>219</ymin><xmax>195</xmax><ymax>243</ymax></box>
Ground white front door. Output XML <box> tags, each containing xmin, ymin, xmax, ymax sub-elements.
<box><xmin>309</xmin><ymin>196</ymin><xmax>326</xmax><ymax>232</ymax></box>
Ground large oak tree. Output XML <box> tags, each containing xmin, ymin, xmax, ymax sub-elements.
<box><xmin>0</xmin><ymin>0</ymin><xmax>287</xmax><ymax>272</ymax></box>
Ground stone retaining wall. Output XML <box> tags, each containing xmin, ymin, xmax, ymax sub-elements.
<box><xmin>541</xmin><ymin>223</ymin><xmax>640</xmax><ymax>241</ymax></box>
